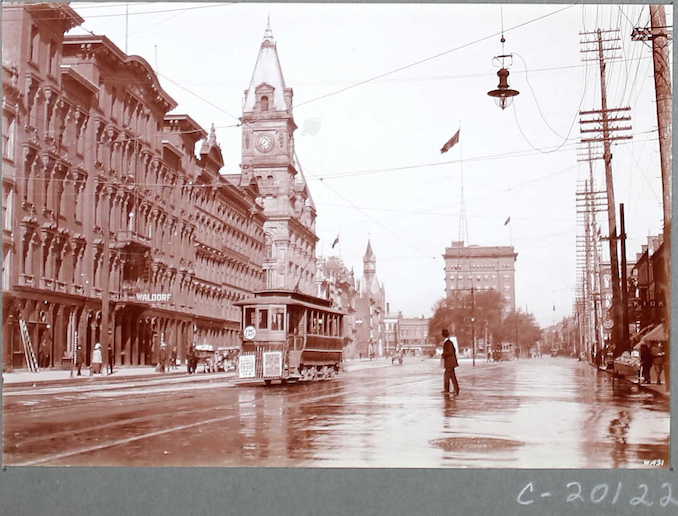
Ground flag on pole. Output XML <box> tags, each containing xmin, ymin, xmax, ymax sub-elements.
<box><xmin>440</xmin><ymin>129</ymin><xmax>460</xmax><ymax>153</ymax></box>
<box><xmin>504</xmin><ymin>216</ymin><xmax>511</xmax><ymax>226</ymax></box>
<box><xmin>331</xmin><ymin>234</ymin><xmax>340</xmax><ymax>249</ymax></box>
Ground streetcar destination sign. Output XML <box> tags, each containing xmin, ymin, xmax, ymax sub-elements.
<box><xmin>243</xmin><ymin>325</ymin><xmax>256</xmax><ymax>340</ymax></box>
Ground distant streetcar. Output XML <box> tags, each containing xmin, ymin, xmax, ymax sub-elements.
<box><xmin>234</xmin><ymin>289</ymin><xmax>345</xmax><ymax>385</ymax></box>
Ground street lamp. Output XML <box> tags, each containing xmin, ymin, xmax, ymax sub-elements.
<box><xmin>470</xmin><ymin>316</ymin><xmax>476</xmax><ymax>367</ymax></box>
<box><xmin>487</xmin><ymin>36</ymin><xmax>520</xmax><ymax>110</ymax></box>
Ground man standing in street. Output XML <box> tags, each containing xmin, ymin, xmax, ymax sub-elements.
<box><xmin>441</xmin><ymin>329</ymin><xmax>460</xmax><ymax>395</ymax></box>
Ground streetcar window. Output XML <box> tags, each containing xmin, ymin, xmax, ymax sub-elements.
<box><xmin>244</xmin><ymin>307</ymin><xmax>255</xmax><ymax>327</ymax></box>
<box><xmin>258</xmin><ymin>309</ymin><xmax>268</xmax><ymax>329</ymax></box>
<box><xmin>271</xmin><ymin>308</ymin><xmax>284</xmax><ymax>331</ymax></box>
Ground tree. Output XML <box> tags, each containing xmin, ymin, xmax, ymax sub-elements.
<box><xmin>499</xmin><ymin>311</ymin><xmax>542</xmax><ymax>357</ymax></box>
<box><xmin>429</xmin><ymin>290</ymin><xmax>506</xmax><ymax>351</ymax></box>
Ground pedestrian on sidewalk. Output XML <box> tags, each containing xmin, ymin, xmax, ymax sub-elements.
<box><xmin>107</xmin><ymin>344</ymin><xmax>114</xmax><ymax>375</ymax></box>
<box><xmin>75</xmin><ymin>343</ymin><xmax>83</xmax><ymax>376</ymax></box>
<box><xmin>640</xmin><ymin>343</ymin><xmax>652</xmax><ymax>384</ymax></box>
<box><xmin>158</xmin><ymin>343</ymin><xmax>167</xmax><ymax>373</ymax></box>
<box><xmin>170</xmin><ymin>348</ymin><xmax>177</xmax><ymax>371</ymax></box>
<box><xmin>441</xmin><ymin>329</ymin><xmax>460</xmax><ymax>395</ymax></box>
<box><xmin>186</xmin><ymin>348</ymin><xmax>194</xmax><ymax>374</ymax></box>
<box><xmin>651</xmin><ymin>342</ymin><xmax>665</xmax><ymax>385</ymax></box>
<box><xmin>91</xmin><ymin>343</ymin><xmax>103</xmax><ymax>375</ymax></box>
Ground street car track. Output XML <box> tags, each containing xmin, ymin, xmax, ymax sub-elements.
<box><xmin>7</xmin><ymin>365</ymin><xmax>439</xmax><ymax>466</ymax></box>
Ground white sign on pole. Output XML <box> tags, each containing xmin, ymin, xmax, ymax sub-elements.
<box><xmin>263</xmin><ymin>351</ymin><xmax>282</xmax><ymax>377</ymax></box>
<box><xmin>239</xmin><ymin>354</ymin><xmax>256</xmax><ymax>378</ymax></box>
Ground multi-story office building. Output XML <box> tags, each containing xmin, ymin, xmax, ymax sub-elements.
<box><xmin>443</xmin><ymin>241</ymin><xmax>517</xmax><ymax>313</ymax></box>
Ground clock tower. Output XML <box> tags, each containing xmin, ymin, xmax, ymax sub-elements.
<box><xmin>241</xmin><ymin>21</ymin><xmax>318</xmax><ymax>293</ymax></box>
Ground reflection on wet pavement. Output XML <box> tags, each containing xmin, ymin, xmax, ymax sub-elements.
<box><xmin>3</xmin><ymin>357</ymin><xmax>670</xmax><ymax>468</ymax></box>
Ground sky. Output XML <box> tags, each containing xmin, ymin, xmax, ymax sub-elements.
<box><xmin>67</xmin><ymin>2</ymin><xmax>670</xmax><ymax>326</ymax></box>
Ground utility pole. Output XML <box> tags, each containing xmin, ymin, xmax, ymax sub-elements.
<box><xmin>579</xmin><ymin>28</ymin><xmax>632</xmax><ymax>358</ymax></box>
<box><xmin>471</xmin><ymin>285</ymin><xmax>476</xmax><ymax>367</ymax></box>
<box><xmin>619</xmin><ymin>203</ymin><xmax>630</xmax><ymax>353</ymax></box>
<box><xmin>631</xmin><ymin>3</ymin><xmax>672</xmax><ymax>395</ymax></box>
<box><xmin>576</xmin><ymin>140</ymin><xmax>607</xmax><ymax>362</ymax></box>
<box><xmin>125</xmin><ymin>4</ymin><xmax>129</xmax><ymax>54</ymax></box>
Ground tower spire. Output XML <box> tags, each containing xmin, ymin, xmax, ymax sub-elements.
<box><xmin>264</xmin><ymin>15</ymin><xmax>273</xmax><ymax>41</ymax></box>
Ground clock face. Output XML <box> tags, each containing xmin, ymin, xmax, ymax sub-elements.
<box><xmin>256</xmin><ymin>134</ymin><xmax>274</xmax><ymax>153</ymax></box>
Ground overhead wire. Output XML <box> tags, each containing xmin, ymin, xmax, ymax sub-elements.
<box><xmin>294</xmin><ymin>3</ymin><xmax>578</xmax><ymax>109</ymax></box>
<box><xmin>2</xmin><ymin>3</ymin><xmax>236</xmax><ymax>22</ymax></box>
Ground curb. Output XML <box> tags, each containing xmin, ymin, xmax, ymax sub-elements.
<box><xmin>2</xmin><ymin>370</ymin><xmax>235</xmax><ymax>390</ymax></box>
<box><xmin>594</xmin><ymin>364</ymin><xmax>670</xmax><ymax>399</ymax></box>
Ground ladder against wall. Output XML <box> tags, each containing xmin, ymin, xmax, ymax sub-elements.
<box><xmin>19</xmin><ymin>319</ymin><xmax>39</xmax><ymax>373</ymax></box>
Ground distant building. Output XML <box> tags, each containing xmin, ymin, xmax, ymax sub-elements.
<box><xmin>355</xmin><ymin>241</ymin><xmax>386</xmax><ymax>357</ymax></box>
<box><xmin>315</xmin><ymin>255</ymin><xmax>359</xmax><ymax>357</ymax></box>
<box><xmin>443</xmin><ymin>241</ymin><xmax>517</xmax><ymax>312</ymax></box>
<box><xmin>383</xmin><ymin>305</ymin><xmax>400</xmax><ymax>355</ymax></box>
<box><xmin>630</xmin><ymin>235</ymin><xmax>665</xmax><ymax>331</ymax></box>
<box><xmin>398</xmin><ymin>316</ymin><xmax>432</xmax><ymax>354</ymax></box>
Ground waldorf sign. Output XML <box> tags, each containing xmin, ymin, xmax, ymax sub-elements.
<box><xmin>135</xmin><ymin>293</ymin><xmax>172</xmax><ymax>302</ymax></box>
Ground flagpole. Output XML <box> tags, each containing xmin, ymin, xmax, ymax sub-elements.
<box><xmin>509</xmin><ymin>219</ymin><xmax>513</xmax><ymax>247</ymax></box>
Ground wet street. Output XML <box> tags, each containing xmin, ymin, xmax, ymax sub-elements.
<box><xmin>3</xmin><ymin>357</ymin><xmax>670</xmax><ymax>468</ymax></box>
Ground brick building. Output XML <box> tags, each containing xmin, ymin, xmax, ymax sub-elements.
<box><xmin>1</xmin><ymin>4</ymin><xmax>266</xmax><ymax>370</ymax></box>
<box><xmin>443</xmin><ymin>241</ymin><xmax>517</xmax><ymax>312</ymax></box>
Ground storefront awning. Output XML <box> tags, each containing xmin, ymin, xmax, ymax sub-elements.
<box><xmin>634</xmin><ymin>323</ymin><xmax>668</xmax><ymax>348</ymax></box>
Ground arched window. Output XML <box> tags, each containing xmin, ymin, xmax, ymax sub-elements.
<box><xmin>260</xmin><ymin>96</ymin><xmax>269</xmax><ymax>111</ymax></box>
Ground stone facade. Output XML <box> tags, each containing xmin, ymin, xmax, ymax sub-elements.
<box><xmin>1</xmin><ymin>4</ymin><xmax>266</xmax><ymax>370</ymax></box>
<box><xmin>315</xmin><ymin>255</ymin><xmax>359</xmax><ymax>357</ymax></box>
<box><xmin>355</xmin><ymin>241</ymin><xmax>386</xmax><ymax>357</ymax></box>
<box><xmin>443</xmin><ymin>241</ymin><xmax>517</xmax><ymax>312</ymax></box>
<box><xmin>239</xmin><ymin>24</ymin><xmax>317</xmax><ymax>295</ymax></box>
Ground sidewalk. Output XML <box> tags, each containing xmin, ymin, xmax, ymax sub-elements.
<box><xmin>591</xmin><ymin>362</ymin><xmax>670</xmax><ymax>398</ymax></box>
<box><xmin>2</xmin><ymin>365</ymin><xmax>210</xmax><ymax>388</ymax></box>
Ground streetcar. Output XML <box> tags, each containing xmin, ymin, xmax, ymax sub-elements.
<box><xmin>234</xmin><ymin>289</ymin><xmax>345</xmax><ymax>385</ymax></box>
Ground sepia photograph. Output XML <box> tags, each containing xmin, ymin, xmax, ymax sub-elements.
<box><xmin>1</xmin><ymin>1</ymin><xmax>672</xmax><ymax>469</ymax></box>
